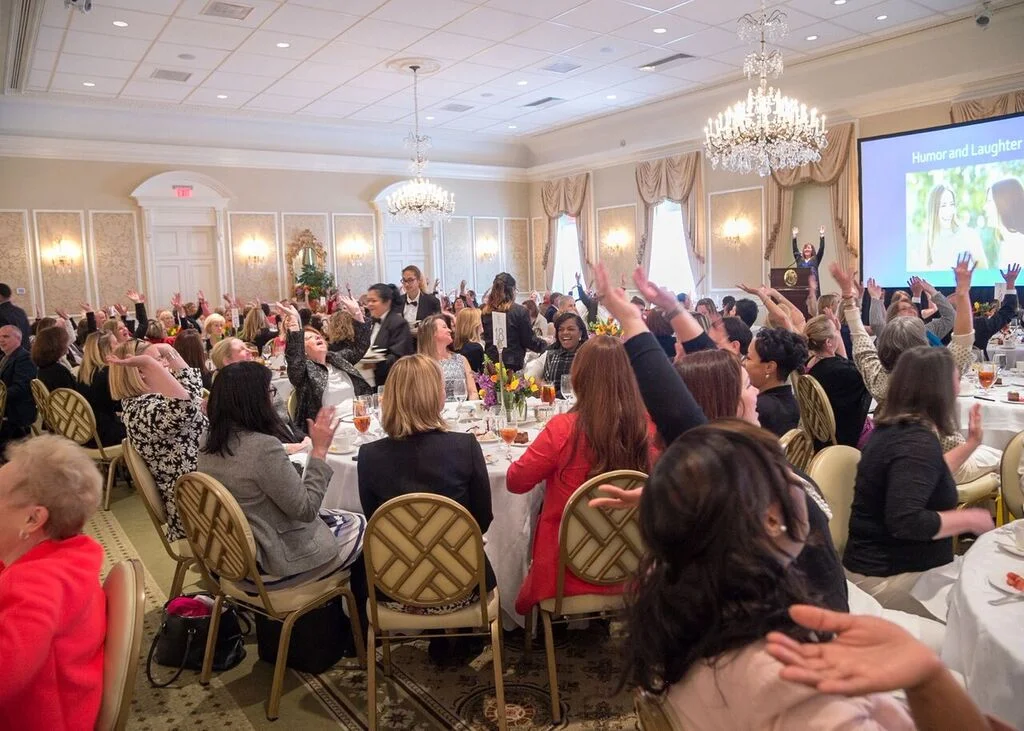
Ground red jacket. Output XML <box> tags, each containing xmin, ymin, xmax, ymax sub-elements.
<box><xmin>506</xmin><ymin>413</ymin><xmax>657</xmax><ymax>615</ymax></box>
<box><xmin>0</xmin><ymin>535</ymin><xmax>106</xmax><ymax>731</ymax></box>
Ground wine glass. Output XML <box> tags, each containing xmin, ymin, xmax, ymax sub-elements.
<box><xmin>978</xmin><ymin>362</ymin><xmax>996</xmax><ymax>392</ymax></box>
<box><xmin>352</xmin><ymin>396</ymin><xmax>372</xmax><ymax>444</ymax></box>
<box><xmin>560</xmin><ymin>374</ymin><xmax>575</xmax><ymax>403</ymax></box>
<box><xmin>452</xmin><ymin>379</ymin><xmax>467</xmax><ymax>408</ymax></box>
<box><xmin>496</xmin><ymin>413</ymin><xmax>518</xmax><ymax>461</ymax></box>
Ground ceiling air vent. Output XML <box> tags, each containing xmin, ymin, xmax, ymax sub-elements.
<box><xmin>440</xmin><ymin>103</ymin><xmax>473</xmax><ymax>112</ymax></box>
<box><xmin>151</xmin><ymin>69</ymin><xmax>193</xmax><ymax>83</ymax></box>
<box><xmin>637</xmin><ymin>52</ymin><xmax>694</xmax><ymax>71</ymax></box>
<box><xmin>523</xmin><ymin>96</ymin><xmax>564</xmax><ymax>108</ymax></box>
<box><xmin>200</xmin><ymin>1</ymin><xmax>254</xmax><ymax>20</ymax></box>
<box><xmin>541</xmin><ymin>60</ymin><xmax>581</xmax><ymax>74</ymax></box>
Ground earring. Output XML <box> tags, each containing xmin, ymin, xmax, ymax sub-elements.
<box><xmin>18</xmin><ymin>529</ymin><xmax>28</xmax><ymax>541</ymax></box>
<box><xmin>779</xmin><ymin>524</ymin><xmax>788</xmax><ymax>533</ymax></box>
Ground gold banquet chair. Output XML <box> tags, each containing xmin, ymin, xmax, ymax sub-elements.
<box><xmin>30</xmin><ymin>377</ymin><xmax>50</xmax><ymax>435</ymax></box>
<box><xmin>95</xmin><ymin>559</ymin><xmax>145</xmax><ymax>731</ymax></box>
<box><xmin>286</xmin><ymin>389</ymin><xmax>297</xmax><ymax>423</ymax></box>
<box><xmin>0</xmin><ymin>381</ymin><xmax>6</xmax><ymax>424</ymax></box>
<box><xmin>363</xmin><ymin>493</ymin><xmax>506</xmax><ymax>731</ymax></box>
<box><xmin>524</xmin><ymin>469</ymin><xmax>647</xmax><ymax>723</ymax></box>
<box><xmin>174</xmin><ymin>472</ymin><xmax>365</xmax><ymax>721</ymax></box>
<box><xmin>794</xmin><ymin>373</ymin><xmax>837</xmax><ymax>448</ymax></box>
<box><xmin>807</xmin><ymin>446</ymin><xmax>861</xmax><ymax>558</ymax></box>
<box><xmin>635</xmin><ymin>691</ymin><xmax>686</xmax><ymax>730</ymax></box>
<box><xmin>998</xmin><ymin>430</ymin><xmax>1024</xmax><ymax>525</ymax></box>
<box><xmin>122</xmin><ymin>439</ymin><xmax>196</xmax><ymax>599</ymax></box>
<box><xmin>780</xmin><ymin>427</ymin><xmax>814</xmax><ymax>472</ymax></box>
<box><xmin>47</xmin><ymin>388</ymin><xmax>124</xmax><ymax>510</ymax></box>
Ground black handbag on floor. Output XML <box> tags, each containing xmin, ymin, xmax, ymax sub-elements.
<box><xmin>146</xmin><ymin>593</ymin><xmax>249</xmax><ymax>687</ymax></box>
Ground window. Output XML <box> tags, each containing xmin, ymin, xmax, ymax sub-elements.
<box><xmin>551</xmin><ymin>214</ymin><xmax>582</xmax><ymax>295</ymax></box>
<box><xmin>649</xmin><ymin>200</ymin><xmax>696</xmax><ymax>297</ymax></box>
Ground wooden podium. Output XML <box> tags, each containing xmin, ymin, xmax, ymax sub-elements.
<box><xmin>770</xmin><ymin>266</ymin><xmax>813</xmax><ymax>318</ymax></box>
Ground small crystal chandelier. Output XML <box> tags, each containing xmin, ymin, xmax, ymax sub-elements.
<box><xmin>704</xmin><ymin>2</ymin><xmax>827</xmax><ymax>177</ymax></box>
<box><xmin>387</xmin><ymin>64</ymin><xmax>455</xmax><ymax>226</ymax></box>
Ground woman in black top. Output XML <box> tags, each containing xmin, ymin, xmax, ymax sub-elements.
<box><xmin>844</xmin><ymin>346</ymin><xmax>993</xmax><ymax>619</ymax></box>
<box><xmin>527</xmin><ymin>312</ymin><xmax>588</xmax><ymax>397</ymax></box>
<box><xmin>804</xmin><ymin>314</ymin><xmax>870</xmax><ymax>448</ymax></box>
<box><xmin>481</xmin><ymin>273</ymin><xmax>546</xmax><ymax>370</ymax></box>
<box><xmin>744</xmin><ymin>327</ymin><xmax>807</xmax><ymax>437</ymax></box>
<box><xmin>75</xmin><ymin>332</ymin><xmax>125</xmax><ymax>447</ymax></box>
<box><xmin>31</xmin><ymin>326</ymin><xmax>76</xmax><ymax>392</ymax></box>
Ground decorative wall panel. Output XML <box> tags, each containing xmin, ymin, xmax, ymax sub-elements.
<box><xmin>531</xmin><ymin>217</ymin><xmax>546</xmax><ymax>291</ymax></box>
<box><xmin>281</xmin><ymin>213</ymin><xmax>329</xmax><ymax>290</ymax></box>
<box><xmin>90</xmin><ymin>211</ymin><xmax>139</xmax><ymax>306</ymax></box>
<box><xmin>473</xmin><ymin>217</ymin><xmax>501</xmax><ymax>291</ymax></box>
<box><xmin>229</xmin><ymin>212</ymin><xmax>279</xmax><ymax>302</ymax></box>
<box><xmin>442</xmin><ymin>216</ymin><xmax>472</xmax><ymax>295</ymax></box>
<box><xmin>333</xmin><ymin>213</ymin><xmax>377</xmax><ymax>297</ymax></box>
<box><xmin>596</xmin><ymin>205</ymin><xmax>637</xmax><ymax>290</ymax></box>
<box><xmin>709</xmin><ymin>188</ymin><xmax>764</xmax><ymax>292</ymax></box>
<box><xmin>504</xmin><ymin>218</ymin><xmax>529</xmax><ymax>293</ymax></box>
<box><xmin>35</xmin><ymin>210</ymin><xmax>87</xmax><ymax>314</ymax></box>
<box><xmin>0</xmin><ymin>211</ymin><xmax>34</xmax><ymax>312</ymax></box>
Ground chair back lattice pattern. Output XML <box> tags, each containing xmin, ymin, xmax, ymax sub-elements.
<box><xmin>47</xmin><ymin>388</ymin><xmax>99</xmax><ymax>446</ymax></box>
<box><xmin>123</xmin><ymin>439</ymin><xmax>168</xmax><ymax>526</ymax></box>
<box><xmin>174</xmin><ymin>472</ymin><xmax>258</xmax><ymax>585</ymax></box>
<box><xmin>556</xmin><ymin>470</ymin><xmax>646</xmax><ymax>602</ymax></box>
<box><xmin>1000</xmin><ymin>430</ymin><xmax>1024</xmax><ymax>522</ymax></box>
<box><xmin>794</xmin><ymin>374</ymin><xmax>837</xmax><ymax>447</ymax></box>
<box><xmin>780</xmin><ymin>428</ymin><xmax>814</xmax><ymax>472</ymax></box>
<box><xmin>807</xmin><ymin>445</ymin><xmax>861</xmax><ymax>557</ymax></box>
<box><xmin>0</xmin><ymin>381</ymin><xmax>7</xmax><ymax>419</ymax></box>
<box><xmin>30</xmin><ymin>378</ymin><xmax>50</xmax><ymax>425</ymax></box>
<box><xmin>364</xmin><ymin>493</ymin><xmax>486</xmax><ymax>609</ymax></box>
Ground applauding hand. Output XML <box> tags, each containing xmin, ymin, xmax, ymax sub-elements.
<box><xmin>829</xmin><ymin>263</ymin><xmax>857</xmax><ymax>300</ymax></box>
<box><xmin>1000</xmin><ymin>263</ymin><xmax>1020</xmax><ymax>289</ymax></box>
<box><xmin>307</xmin><ymin>406</ymin><xmax>340</xmax><ymax>459</ymax></box>
<box><xmin>865</xmin><ymin>278</ymin><xmax>883</xmax><ymax>301</ymax></box>
<box><xmin>633</xmin><ymin>267</ymin><xmax>678</xmax><ymax>312</ymax></box>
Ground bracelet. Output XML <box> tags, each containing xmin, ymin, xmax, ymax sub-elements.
<box><xmin>666</xmin><ymin>307</ymin><xmax>684</xmax><ymax>321</ymax></box>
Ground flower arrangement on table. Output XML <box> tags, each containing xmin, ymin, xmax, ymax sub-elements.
<box><xmin>973</xmin><ymin>300</ymin><xmax>998</xmax><ymax>318</ymax></box>
<box><xmin>588</xmin><ymin>316</ymin><xmax>623</xmax><ymax>338</ymax></box>
<box><xmin>474</xmin><ymin>357</ymin><xmax>539</xmax><ymax>415</ymax></box>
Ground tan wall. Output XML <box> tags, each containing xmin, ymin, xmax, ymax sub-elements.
<box><xmin>0</xmin><ymin>157</ymin><xmax>530</xmax><ymax>314</ymax></box>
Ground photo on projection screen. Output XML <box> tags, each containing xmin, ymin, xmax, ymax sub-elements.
<box><xmin>860</xmin><ymin>112</ymin><xmax>1024</xmax><ymax>287</ymax></box>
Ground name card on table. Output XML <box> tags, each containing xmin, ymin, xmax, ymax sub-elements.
<box><xmin>492</xmin><ymin>311</ymin><xmax>508</xmax><ymax>350</ymax></box>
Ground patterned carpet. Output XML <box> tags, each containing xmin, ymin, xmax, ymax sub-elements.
<box><xmin>91</xmin><ymin>507</ymin><xmax>638</xmax><ymax>729</ymax></box>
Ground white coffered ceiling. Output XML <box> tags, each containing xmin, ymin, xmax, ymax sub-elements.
<box><xmin>20</xmin><ymin>0</ymin><xmax>996</xmax><ymax>139</ymax></box>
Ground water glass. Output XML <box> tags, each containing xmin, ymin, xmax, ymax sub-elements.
<box><xmin>560</xmin><ymin>374</ymin><xmax>574</xmax><ymax>402</ymax></box>
<box><xmin>452</xmin><ymin>379</ymin><xmax>467</xmax><ymax>404</ymax></box>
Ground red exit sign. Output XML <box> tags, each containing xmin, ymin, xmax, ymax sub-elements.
<box><xmin>173</xmin><ymin>185</ymin><xmax>194</xmax><ymax>198</ymax></box>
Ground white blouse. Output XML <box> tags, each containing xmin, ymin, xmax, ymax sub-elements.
<box><xmin>322</xmin><ymin>366</ymin><xmax>355</xmax><ymax>417</ymax></box>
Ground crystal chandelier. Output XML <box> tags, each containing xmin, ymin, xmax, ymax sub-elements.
<box><xmin>704</xmin><ymin>3</ymin><xmax>827</xmax><ymax>177</ymax></box>
<box><xmin>387</xmin><ymin>64</ymin><xmax>455</xmax><ymax>225</ymax></box>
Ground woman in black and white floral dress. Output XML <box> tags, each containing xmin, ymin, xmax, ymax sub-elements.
<box><xmin>108</xmin><ymin>340</ymin><xmax>207</xmax><ymax>542</ymax></box>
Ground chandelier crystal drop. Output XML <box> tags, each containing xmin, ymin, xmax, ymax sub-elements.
<box><xmin>387</xmin><ymin>64</ymin><xmax>455</xmax><ymax>225</ymax></box>
<box><xmin>704</xmin><ymin>2</ymin><xmax>827</xmax><ymax>177</ymax></box>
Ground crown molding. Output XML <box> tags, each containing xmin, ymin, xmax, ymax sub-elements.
<box><xmin>0</xmin><ymin>134</ymin><xmax>531</xmax><ymax>182</ymax></box>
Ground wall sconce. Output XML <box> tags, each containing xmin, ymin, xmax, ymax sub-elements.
<box><xmin>339</xmin><ymin>235</ymin><xmax>371</xmax><ymax>266</ymax></box>
<box><xmin>241</xmin><ymin>235</ymin><xmax>268</xmax><ymax>267</ymax></box>
<box><xmin>477</xmin><ymin>236</ymin><xmax>499</xmax><ymax>262</ymax></box>
<box><xmin>47</xmin><ymin>237</ymin><xmax>79</xmax><ymax>274</ymax></box>
<box><xmin>602</xmin><ymin>227</ymin><xmax>631</xmax><ymax>255</ymax></box>
<box><xmin>721</xmin><ymin>217</ymin><xmax>753</xmax><ymax>246</ymax></box>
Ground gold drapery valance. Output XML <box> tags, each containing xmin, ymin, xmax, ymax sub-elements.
<box><xmin>951</xmin><ymin>90</ymin><xmax>1024</xmax><ymax>123</ymax></box>
<box><xmin>540</xmin><ymin>172</ymin><xmax>591</xmax><ymax>289</ymax></box>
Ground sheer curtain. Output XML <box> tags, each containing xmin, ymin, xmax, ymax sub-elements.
<box><xmin>649</xmin><ymin>201</ymin><xmax>696</xmax><ymax>297</ymax></box>
<box><xmin>552</xmin><ymin>216</ymin><xmax>582</xmax><ymax>295</ymax></box>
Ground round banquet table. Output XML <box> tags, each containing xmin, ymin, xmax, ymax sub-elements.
<box><xmin>942</xmin><ymin>522</ymin><xmax>1024</xmax><ymax>729</ymax></box>
<box><xmin>320</xmin><ymin>411</ymin><xmax>545</xmax><ymax>630</ymax></box>
<box><xmin>957</xmin><ymin>382</ymin><xmax>1024</xmax><ymax>450</ymax></box>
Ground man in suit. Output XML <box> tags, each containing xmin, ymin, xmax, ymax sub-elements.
<box><xmin>0</xmin><ymin>284</ymin><xmax>31</xmax><ymax>345</ymax></box>
<box><xmin>0</xmin><ymin>325</ymin><xmax>38</xmax><ymax>448</ymax></box>
<box><xmin>396</xmin><ymin>265</ymin><xmax>440</xmax><ymax>329</ymax></box>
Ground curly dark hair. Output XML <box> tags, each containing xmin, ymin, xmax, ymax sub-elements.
<box><xmin>752</xmin><ymin>327</ymin><xmax>809</xmax><ymax>380</ymax></box>
<box><xmin>622</xmin><ymin>423</ymin><xmax>812</xmax><ymax>695</ymax></box>
<box><xmin>550</xmin><ymin>311</ymin><xmax>588</xmax><ymax>350</ymax></box>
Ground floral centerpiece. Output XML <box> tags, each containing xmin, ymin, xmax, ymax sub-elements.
<box><xmin>474</xmin><ymin>357</ymin><xmax>539</xmax><ymax>419</ymax></box>
<box><xmin>588</xmin><ymin>316</ymin><xmax>623</xmax><ymax>338</ymax></box>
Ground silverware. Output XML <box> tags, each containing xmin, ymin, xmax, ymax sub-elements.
<box><xmin>987</xmin><ymin>593</ymin><xmax>1024</xmax><ymax>606</ymax></box>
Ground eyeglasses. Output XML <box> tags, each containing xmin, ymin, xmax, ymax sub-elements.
<box><xmin>268</xmin><ymin>385</ymin><xmax>278</xmax><ymax>398</ymax></box>
<box><xmin>401</xmin><ymin>277</ymin><xmax>418</xmax><ymax>284</ymax></box>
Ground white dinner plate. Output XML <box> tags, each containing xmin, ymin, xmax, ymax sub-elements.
<box><xmin>328</xmin><ymin>445</ymin><xmax>355</xmax><ymax>455</ymax></box>
<box><xmin>475</xmin><ymin>433</ymin><xmax>498</xmax><ymax>444</ymax></box>
<box><xmin>1004</xmin><ymin>398</ymin><xmax>1024</xmax><ymax>405</ymax></box>
<box><xmin>987</xmin><ymin>570</ymin><xmax>1024</xmax><ymax>595</ymax></box>
<box><xmin>995</xmin><ymin>540</ymin><xmax>1024</xmax><ymax>559</ymax></box>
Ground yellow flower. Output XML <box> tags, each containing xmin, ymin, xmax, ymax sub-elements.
<box><xmin>530</xmin><ymin>384</ymin><xmax>539</xmax><ymax>393</ymax></box>
<box><xmin>509</xmin><ymin>377</ymin><xmax>519</xmax><ymax>390</ymax></box>
<box><xmin>478</xmin><ymin>389</ymin><xmax>485</xmax><ymax>398</ymax></box>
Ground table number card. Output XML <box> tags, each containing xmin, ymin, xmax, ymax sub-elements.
<box><xmin>492</xmin><ymin>311</ymin><xmax>508</xmax><ymax>350</ymax></box>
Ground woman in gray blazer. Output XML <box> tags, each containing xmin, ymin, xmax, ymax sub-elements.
<box><xmin>198</xmin><ymin>362</ymin><xmax>365</xmax><ymax>581</ymax></box>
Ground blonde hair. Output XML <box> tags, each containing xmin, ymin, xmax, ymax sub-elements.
<box><xmin>325</xmin><ymin>310</ymin><xmax>355</xmax><ymax>345</ymax></box>
<box><xmin>108</xmin><ymin>340</ymin><xmax>150</xmax><ymax>400</ymax></box>
<box><xmin>380</xmin><ymin>354</ymin><xmax>447</xmax><ymax>439</ymax></box>
<box><xmin>803</xmin><ymin>315</ymin><xmax>835</xmax><ymax>353</ymax></box>
<box><xmin>210</xmin><ymin>337</ymin><xmax>243</xmax><ymax>370</ymax></box>
<box><xmin>4</xmin><ymin>434</ymin><xmax>102</xmax><ymax>539</ymax></box>
<box><xmin>240</xmin><ymin>307</ymin><xmax>267</xmax><ymax>343</ymax></box>
<box><xmin>101</xmin><ymin>319</ymin><xmax>122</xmax><ymax>338</ymax></box>
<box><xmin>416</xmin><ymin>314</ymin><xmax>448</xmax><ymax>358</ymax></box>
<box><xmin>78</xmin><ymin>331</ymin><xmax>114</xmax><ymax>386</ymax></box>
<box><xmin>203</xmin><ymin>313</ymin><xmax>226</xmax><ymax>341</ymax></box>
<box><xmin>453</xmin><ymin>307</ymin><xmax>482</xmax><ymax>350</ymax></box>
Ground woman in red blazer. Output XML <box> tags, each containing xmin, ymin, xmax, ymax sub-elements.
<box><xmin>0</xmin><ymin>434</ymin><xmax>106</xmax><ymax>731</ymax></box>
<box><xmin>506</xmin><ymin>335</ymin><xmax>656</xmax><ymax>615</ymax></box>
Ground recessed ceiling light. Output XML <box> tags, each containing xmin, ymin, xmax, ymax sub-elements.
<box><xmin>216</xmin><ymin>94</ymin><xmax>228</xmax><ymax>99</ymax></box>
<box><xmin>599</xmin><ymin>46</ymin><xmax>615</xmax><ymax>54</ymax></box>
<box><xmin>425</xmin><ymin>115</ymin><xmax>434</xmax><ymax>120</ymax></box>
<box><xmin>653</xmin><ymin>27</ymin><xmax>667</xmax><ymax>33</ymax></box>
<box><xmin>832</xmin><ymin>0</ymin><xmax>846</xmax><ymax>5</ymax></box>
<box><xmin>82</xmin><ymin>81</ymin><xmax>95</xmax><ymax>87</ymax></box>
<box><xmin>640</xmin><ymin>65</ymin><xmax>655</xmax><ymax>71</ymax></box>
<box><xmin>276</xmin><ymin>42</ymin><xmax>291</xmax><ymax>48</ymax></box>
<box><xmin>508</xmin><ymin>124</ymin><xmax>517</xmax><ymax>129</ymax></box>
<box><xmin>177</xmin><ymin>53</ymin><xmax>196</xmax><ymax>61</ymax></box>
<box><xmin>112</xmin><ymin>20</ymin><xmax>128</xmax><ymax>27</ymax></box>
<box><xmin>516</xmin><ymin>80</ymin><xmax>528</xmax><ymax>86</ymax></box>
<box><xmin>606</xmin><ymin>94</ymin><xmax>617</xmax><ymax>100</ymax></box>
<box><xmin>805</xmin><ymin>34</ymin><xmax>819</xmax><ymax>40</ymax></box>
<box><xmin>875</xmin><ymin>13</ymin><xmax>888</xmax><ymax>19</ymax></box>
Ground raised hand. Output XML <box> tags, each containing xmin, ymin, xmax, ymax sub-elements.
<box><xmin>588</xmin><ymin>484</ymin><xmax>642</xmax><ymax>510</ymax></box>
<box><xmin>55</xmin><ymin>308</ymin><xmax>70</xmax><ymax>320</ymax></box>
<box><xmin>736</xmin><ymin>283</ymin><xmax>759</xmax><ymax>295</ymax></box>
<box><xmin>197</xmin><ymin>290</ymin><xmax>206</xmax><ymax>303</ymax></box>
<box><xmin>112</xmin><ymin>303</ymin><xmax>127</xmax><ymax>316</ymax></box>
<box><xmin>344</xmin><ymin>282</ymin><xmax>352</xmax><ymax>298</ymax></box>
<box><xmin>171</xmin><ymin>292</ymin><xmax>182</xmax><ymax>309</ymax></box>
<box><xmin>1001</xmin><ymin>263</ymin><xmax>1020</xmax><ymax>288</ymax></box>
<box><xmin>952</xmin><ymin>252</ymin><xmax>976</xmax><ymax>294</ymax></box>
<box><xmin>306</xmin><ymin>405</ymin><xmax>340</xmax><ymax>458</ymax></box>
<box><xmin>966</xmin><ymin>403</ymin><xmax>983</xmax><ymax>446</ymax></box>
<box><xmin>819</xmin><ymin>224</ymin><xmax>826</xmax><ymax>236</ymax></box>
<box><xmin>595</xmin><ymin>263</ymin><xmax>639</xmax><ymax>325</ymax></box>
<box><xmin>792</xmin><ymin>226</ymin><xmax>799</xmax><ymax>237</ymax></box>
<box><xmin>632</xmin><ymin>267</ymin><xmax>677</xmax><ymax>312</ymax></box>
<box><xmin>829</xmin><ymin>263</ymin><xmax>855</xmax><ymax>299</ymax></box>
<box><xmin>81</xmin><ymin>302</ymin><xmax>93</xmax><ymax>314</ymax></box>
<box><xmin>866</xmin><ymin>278</ymin><xmax>883</xmax><ymax>300</ymax></box>
<box><xmin>907</xmin><ymin>276</ymin><xmax>924</xmax><ymax>298</ymax></box>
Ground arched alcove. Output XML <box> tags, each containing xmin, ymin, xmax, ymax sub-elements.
<box><xmin>371</xmin><ymin>181</ymin><xmax>443</xmax><ymax>286</ymax></box>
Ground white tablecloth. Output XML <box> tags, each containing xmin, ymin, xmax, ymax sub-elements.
<box><xmin>957</xmin><ymin>383</ymin><xmax>1024</xmax><ymax>450</ymax></box>
<box><xmin>322</xmin><ymin>417</ymin><xmax>545</xmax><ymax>629</ymax></box>
<box><xmin>942</xmin><ymin>523</ymin><xmax>1024</xmax><ymax>729</ymax></box>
